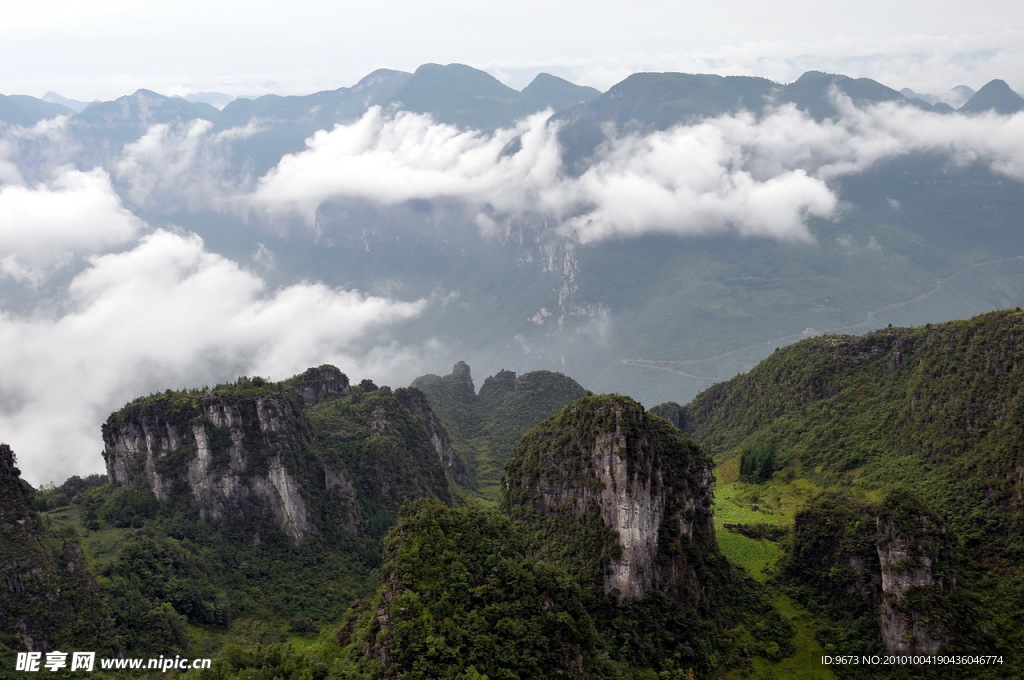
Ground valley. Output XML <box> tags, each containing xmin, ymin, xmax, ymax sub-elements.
<box><xmin>2</xmin><ymin>63</ymin><xmax>1024</xmax><ymax>678</ymax></box>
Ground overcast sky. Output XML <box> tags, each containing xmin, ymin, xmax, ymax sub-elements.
<box><xmin>1</xmin><ymin>0</ymin><xmax>1022</xmax><ymax>101</ymax></box>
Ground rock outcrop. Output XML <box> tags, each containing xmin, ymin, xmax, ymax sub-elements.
<box><xmin>782</xmin><ymin>492</ymin><xmax>959</xmax><ymax>656</ymax></box>
<box><xmin>503</xmin><ymin>394</ymin><xmax>721</xmax><ymax>604</ymax></box>
<box><xmin>102</xmin><ymin>367</ymin><xmax>452</xmax><ymax>545</ymax></box>
<box><xmin>393</xmin><ymin>386</ymin><xmax>465</xmax><ymax>484</ymax></box>
<box><xmin>285</xmin><ymin>364</ymin><xmax>351</xmax><ymax>404</ymax></box>
<box><xmin>876</xmin><ymin>495</ymin><xmax>957</xmax><ymax>655</ymax></box>
<box><xmin>103</xmin><ymin>384</ymin><xmax>320</xmax><ymax>544</ymax></box>
<box><xmin>1</xmin><ymin>444</ymin><xmax>115</xmax><ymax>653</ymax></box>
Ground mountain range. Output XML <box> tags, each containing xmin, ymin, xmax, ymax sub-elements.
<box><xmin>3</xmin><ymin>66</ymin><xmax>1024</xmax><ymax>421</ymax></box>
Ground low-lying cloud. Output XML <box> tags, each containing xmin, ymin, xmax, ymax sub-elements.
<box><xmin>246</xmin><ymin>96</ymin><xmax>1024</xmax><ymax>243</ymax></box>
<box><xmin>250</xmin><ymin>108</ymin><xmax>564</xmax><ymax>220</ymax></box>
<box><xmin>0</xmin><ymin>227</ymin><xmax>430</xmax><ymax>486</ymax></box>
<box><xmin>0</xmin><ymin>167</ymin><xmax>142</xmax><ymax>283</ymax></box>
<box><xmin>113</xmin><ymin>119</ymin><xmax>262</xmax><ymax>213</ymax></box>
<box><xmin>4</xmin><ymin>91</ymin><xmax>1024</xmax><ymax>484</ymax></box>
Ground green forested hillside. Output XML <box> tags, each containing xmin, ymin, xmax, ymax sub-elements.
<box><xmin>683</xmin><ymin>309</ymin><xmax>1024</xmax><ymax>538</ymax></box>
<box><xmin>412</xmin><ymin>362</ymin><xmax>588</xmax><ymax>501</ymax></box>
<box><xmin>681</xmin><ymin>309</ymin><xmax>1024</xmax><ymax>676</ymax></box>
<box><xmin>331</xmin><ymin>395</ymin><xmax>790</xmax><ymax>680</ymax></box>
<box><xmin>6</xmin><ymin>311</ymin><xmax>1024</xmax><ymax>678</ymax></box>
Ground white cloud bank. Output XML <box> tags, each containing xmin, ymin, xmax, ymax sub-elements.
<box><xmin>249</xmin><ymin>108</ymin><xmax>565</xmax><ymax>220</ymax></box>
<box><xmin>247</xmin><ymin>96</ymin><xmax>1024</xmax><ymax>244</ymax></box>
<box><xmin>0</xmin><ymin>227</ymin><xmax>430</xmax><ymax>486</ymax></box>
<box><xmin>113</xmin><ymin>119</ymin><xmax>262</xmax><ymax>212</ymax></box>
<box><xmin>0</xmin><ymin>167</ymin><xmax>142</xmax><ymax>283</ymax></box>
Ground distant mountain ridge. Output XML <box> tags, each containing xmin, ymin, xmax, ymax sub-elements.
<box><xmin>4</xmin><ymin>64</ymin><xmax>1019</xmax><ymax>134</ymax></box>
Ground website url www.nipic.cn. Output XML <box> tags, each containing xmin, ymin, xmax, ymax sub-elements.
<box><xmin>15</xmin><ymin>652</ymin><xmax>212</xmax><ymax>673</ymax></box>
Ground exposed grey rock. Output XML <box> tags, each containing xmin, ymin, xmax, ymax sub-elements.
<box><xmin>506</xmin><ymin>395</ymin><xmax>719</xmax><ymax>604</ymax></box>
<box><xmin>102</xmin><ymin>388</ymin><xmax>319</xmax><ymax>544</ymax></box>
<box><xmin>876</xmin><ymin>505</ymin><xmax>956</xmax><ymax>655</ymax></box>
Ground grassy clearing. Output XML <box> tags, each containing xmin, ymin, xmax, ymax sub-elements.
<box><xmin>732</xmin><ymin>593</ymin><xmax>837</xmax><ymax>680</ymax></box>
<box><xmin>714</xmin><ymin>462</ymin><xmax>836</xmax><ymax>679</ymax></box>
<box><xmin>716</xmin><ymin>530</ymin><xmax>783</xmax><ymax>583</ymax></box>
<box><xmin>713</xmin><ymin>460</ymin><xmax>822</xmax><ymax>582</ymax></box>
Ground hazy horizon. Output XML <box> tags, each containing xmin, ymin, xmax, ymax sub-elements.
<box><xmin>1</xmin><ymin>0</ymin><xmax>1021</xmax><ymax>101</ymax></box>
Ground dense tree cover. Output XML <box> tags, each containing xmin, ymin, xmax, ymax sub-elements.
<box><xmin>307</xmin><ymin>384</ymin><xmax>452</xmax><ymax>542</ymax></box>
<box><xmin>332</xmin><ymin>499</ymin><xmax>790</xmax><ymax>680</ymax></box>
<box><xmin>0</xmin><ymin>445</ymin><xmax>119</xmax><ymax>675</ymax></box>
<box><xmin>412</xmin><ymin>363</ymin><xmax>588</xmax><ymax>499</ymax></box>
<box><xmin>683</xmin><ymin>310</ymin><xmax>1024</xmax><ymax>676</ymax></box>
<box><xmin>346</xmin><ymin>500</ymin><xmax>600</xmax><ymax>679</ymax></box>
<box><xmin>738</xmin><ymin>443</ymin><xmax>775</xmax><ymax>484</ymax></box>
<box><xmin>13</xmin><ymin>308</ymin><xmax>1024</xmax><ymax>677</ymax></box>
<box><xmin>4</xmin><ymin>373</ymin><xmax>452</xmax><ymax>665</ymax></box>
<box><xmin>776</xmin><ymin>491</ymin><xmax>1001</xmax><ymax>678</ymax></box>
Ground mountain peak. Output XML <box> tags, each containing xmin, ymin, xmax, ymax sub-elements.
<box><xmin>503</xmin><ymin>394</ymin><xmax>721</xmax><ymax>602</ymax></box>
<box><xmin>960</xmin><ymin>78</ymin><xmax>1024</xmax><ymax>114</ymax></box>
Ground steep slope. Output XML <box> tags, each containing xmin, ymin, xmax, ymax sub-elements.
<box><xmin>682</xmin><ymin>309</ymin><xmax>1024</xmax><ymax>533</ymax></box>
<box><xmin>334</xmin><ymin>394</ymin><xmax>787</xmax><ymax>679</ymax></box>
<box><xmin>102</xmin><ymin>365</ymin><xmax>451</xmax><ymax>545</ymax></box>
<box><xmin>7</xmin><ymin>366</ymin><xmax>461</xmax><ymax>661</ymax></box>
<box><xmin>0</xmin><ymin>444</ymin><xmax>115</xmax><ymax>657</ymax></box>
<box><xmin>779</xmin><ymin>492</ymin><xmax>964</xmax><ymax>661</ymax></box>
<box><xmin>680</xmin><ymin>309</ymin><xmax>1024</xmax><ymax>673</ymax></box>
<box><xmin>503</xmin><ymin>394</ymin><xmax>723</xmax><ymax>603</ymax></box>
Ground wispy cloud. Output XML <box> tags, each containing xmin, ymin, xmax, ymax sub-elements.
<box><xmin>113</xmin><ymin>119</ymin><xmax>262</xmax><ymax>212</ymax></box>
<box><xmin>5</xmin><ymin>86</ymin><xmax>1024</xmax><ymax>484</ymax></box>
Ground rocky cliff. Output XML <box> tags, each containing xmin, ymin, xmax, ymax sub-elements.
<box><xmin>781</xmin><ymin>492</ymin><xmax>959</xmax><ymax>656</ymax></box>
<box><xmin>103</xmin><ymin>378</ymin><xmax>321</xmax><ymax>544</ymax></box>
<box><xmin>876</xmin><ymin>494</ymin><xmax>957</xmax><ymax>655</ymax></box>
<box><xmin>503</xmin><ymin>394</ymin><xmax>720</xmax><ymax>604</ymax></box>
<box><xmin>1</xmin><ymin>444</ymin><xmax>114</xmax><ymax>653</ymax></box>
<box><xmin>102</xmin><ymin>366</ymin><xmax>451</xmax><ymax>545</ymax></box>
<box><xmin>393</xmin><ymin>386</ymin><xmax>467</xmax><ymax>485</ymax></box>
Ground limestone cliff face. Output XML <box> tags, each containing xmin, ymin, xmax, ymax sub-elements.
<box><xmin>782</xmin><ymin>492</ymin><xmax>958</xmax><ymax>656</ymax></box>
<box><xmin>876</xmin><ymin>499</ymin><xmax>956</xmax><ymax>655</ymax></box>
<box><xmin>394</xmin><ymin>386</ymin><xmax>465</xmax><ymax>484</ymax></box>
<box><xmin>503</xmin><ymin>395</ymin><xmax>719</xmax><ymax>603</ymax></box>
<box><xmin>103</xmin><ymin>386</ymin><xmax>320</xmax><ymax>544</ymax></box>
<box><xmin>102</xmin><ymin>367</ymin><xmax>454</xmax><ymax>545</ymax></box>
